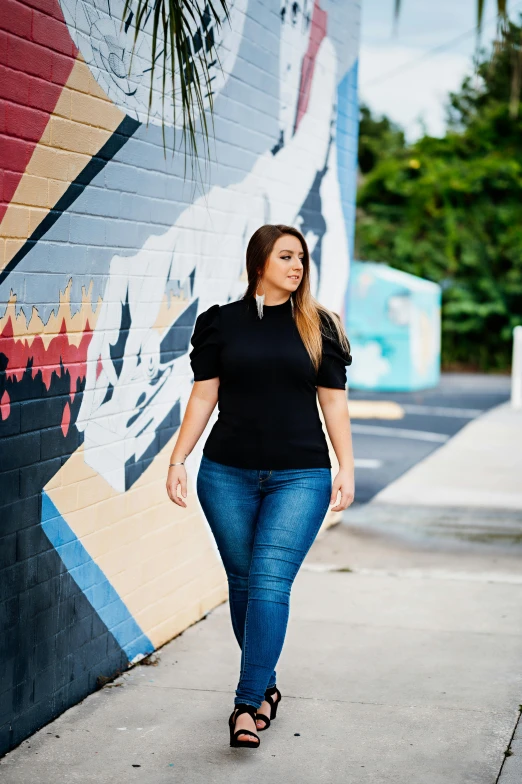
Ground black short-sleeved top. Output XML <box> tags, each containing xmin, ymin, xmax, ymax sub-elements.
<box><xmin>189</xmin><ymin>296</ymin><xmax>352</xmax><ymax>470</ymax></box>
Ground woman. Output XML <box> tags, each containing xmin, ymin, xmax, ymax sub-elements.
<box><xmin>166</xmin><ymin>224</ymin><xmax>354</xmax><ymax>749</ymax></box>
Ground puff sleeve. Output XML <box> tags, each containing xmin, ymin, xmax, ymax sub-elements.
<box><xmin>189</xmin><ymin>304</ymin><xmax>222</xmax><ymax>381</ymax></box>
<box><xmin>316</xmin><ymin>315</ymin><xmax>352</xmax><ymax>389</ymax></box>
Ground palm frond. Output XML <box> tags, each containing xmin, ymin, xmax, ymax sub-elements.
<box><xmin>393</xmin><ymin>0</ymin><xmax>401</xmax><ymax>35</ymax></box>
<box><xmin>477</xmin><ymin>0</ymin><xmax>486</xmax><ymax>31</ymax></box>
<box><xmin>120</xmin><ymin>0</ymin><xmax>231</xmax><ymax>191</ymax></box>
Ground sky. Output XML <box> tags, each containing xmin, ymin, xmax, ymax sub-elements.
<box><xmin>358</xmin><ymin>0</ymin><xmax>521</xmax><ymax>140</ymax></box>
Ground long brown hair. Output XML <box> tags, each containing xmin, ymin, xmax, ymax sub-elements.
<box><xmin>242</xmin><ymin>224</ymin><xmax>351</xmax><ymax>372</ymax></box>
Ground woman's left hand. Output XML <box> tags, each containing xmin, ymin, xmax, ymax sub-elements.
<box><xmin>330</xmin><ymin>468</ymin><xmax>354</xmax><ymax>511</ymax></box>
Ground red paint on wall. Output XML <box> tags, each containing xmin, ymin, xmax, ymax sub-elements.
<box><xmin>61</xmin><ymin>401</ymin><xmax>70</xmax><ymax>437</ymax></box>
<box><xmin>293</xmin><ymin>0</ymin><xmax>327</xmax><ymax>134</ymax></box>
<box><xmin>0</xmin><ymin>316</ymin><xmax>93</xmax><ymax>413</ymax></box>
<box><xmin>0</xmin><ymin>0</ymin><xmax>78</xmax><ymax>221</ymax></box>
<box><xmin>0</xmin><ymin>390</ymin><xmax>10</xmax><ymax>420</ymax></box>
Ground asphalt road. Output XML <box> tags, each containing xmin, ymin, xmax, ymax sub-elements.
<box><xmin>349</xmin><ymin>372</ymin><xmax>512</xmax><ymax>504</ymax></box>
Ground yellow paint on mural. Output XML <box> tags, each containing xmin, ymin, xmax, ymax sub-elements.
<box><xmin>348</xmin><ymin>400</ymin><xmax>405</xmax><ymax>420</ymax></box>
<box><xmin>0</xmin><ymin>279</ymin><xmax>101</xmax><ymax>347</ymax></box>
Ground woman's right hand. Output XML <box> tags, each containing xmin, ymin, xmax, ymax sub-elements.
<box><xmin>166</xmin><ymin>465</ymin><xmax>188</xmax><ymax>508</ymax></box>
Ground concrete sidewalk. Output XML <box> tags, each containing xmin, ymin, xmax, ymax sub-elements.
<box><xmin>373</xmin><ymin>401</ymin><xmax>522</xmax><ymax>510</ymax></box>
<box><xmin>1</xmin><ymin>518</ymin><xmax>522</xmax><ymax>783</ymax></box>
<box><xmin>2</xmin><ymin>401</ymin><xmax>521</xmax><ymax>783</ymax></box>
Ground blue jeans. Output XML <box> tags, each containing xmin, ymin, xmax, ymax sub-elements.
<box><xmin>196</xmin><ymin>453</ymin><xmax>332</xmax><ymax>708</ymax></box>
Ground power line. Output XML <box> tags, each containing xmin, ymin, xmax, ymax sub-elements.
<box><xmin>361</xmin><ymin>1</ymin><xmax>522</xmax><ymax>89</ymax></box>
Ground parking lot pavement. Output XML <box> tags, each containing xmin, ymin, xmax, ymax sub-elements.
<box><xmin>374</xmin><ymin>401</ymin><xmax>522</xmax><ymax>511</ymax></box>
<box><xmin>349</xmin><ymin>372</ymin><xmax>511</xmax><ymax>503</ymax></box>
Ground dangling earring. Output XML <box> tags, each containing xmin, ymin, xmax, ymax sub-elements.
<box><xmin>290</xmin><ymin>293</ymin><xmax>294</xmax><ymax>316</ymax></box>
<box><xmin>255</xmin><ymin>278</ymin><xmax>265</xmax><ymax>319</ymax></box>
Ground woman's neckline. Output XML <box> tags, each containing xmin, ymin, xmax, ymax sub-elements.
<box><xmin>247</xmin><ymin>295</ymin><xmax>292</xmax><ymax>313</ymax></box>
<box><xmin>263</xmin><ymin>297</ymin><xmax>291</xmax><ymax>309</ymax></box>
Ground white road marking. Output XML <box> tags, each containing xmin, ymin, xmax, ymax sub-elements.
<box><xmin>401</xmin><ymin>404</ymin><xmax>483</xmax><ymax>418</ymax></box>
<box><xmin>351</xmin><ymin>424</ymin><xmax>449</xmax><ymax>443</ymax></box>
<box><xmin>354</xmin><ymin>458</ymin><xmax>383</xmax><ymax>469</ymax></box>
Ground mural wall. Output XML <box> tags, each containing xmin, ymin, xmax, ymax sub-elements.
<box><xmin>0</xmin><ymin>0</ymin><xmax>360</xmax><ymax>754</ymax></box>
<box><xmin>347</xmin><ymin>262</ymin><xmax>441</xmax><ymax>391</ymax></box>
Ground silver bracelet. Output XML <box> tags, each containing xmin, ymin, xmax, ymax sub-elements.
<box><xmin>169</xmin><ymin>461</ymin><xmax>185</xmax><ymax>467</ymax></box>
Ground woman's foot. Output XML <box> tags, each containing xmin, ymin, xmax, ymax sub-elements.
<box><xmin>232</xmin><ymin>706</ymin><xmax>260</xmax><ymax>744</ymax></box>
<box><xmin>256</xmin><ymin>687</ymin><xmax>280</xmax><ymax>730</ymax></box>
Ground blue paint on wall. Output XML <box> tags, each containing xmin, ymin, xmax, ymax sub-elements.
<box><xmin>336</xmin><ymin>57</ymin><xmax>359</xmax><ymax>264</ymax></box>
<box><xmin>41</xmin><ymin>491</ymin><xmax>154</xmax><ymax>663</ymax></box>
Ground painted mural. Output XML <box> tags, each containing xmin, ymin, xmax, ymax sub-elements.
<box><xmin>0</xmin><ymin>0</ymin><xmax>360</xmax><ymax>755</ymax></box>
<box><xmin>347</xmin><ymin>262</ymin><xmax>441</xmax><ymax>391</ymax></box>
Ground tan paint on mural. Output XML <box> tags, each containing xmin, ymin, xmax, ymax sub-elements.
<box><xmin>151</xmin><ymin>291</ymin><xmax>192</xmax><ymax>335</ymax></box>
<box><xmin>44</xmin><ymin>432</ymin><xmax>228</xmax><ymax>649</ymax></box>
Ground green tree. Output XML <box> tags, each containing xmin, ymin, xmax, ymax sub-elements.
<box><xmin>356</xmin><ymin>20</ymin><xmax>522</xmax><ymax>371</ymax></box>
<box><xmin>358</xmin><ymin>103</ymin><xmax>405</xmax><ymax>175</ymax></box>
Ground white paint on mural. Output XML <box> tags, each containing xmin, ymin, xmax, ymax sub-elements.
<box><xmin>279</xmin><ymin>0</ymin><xmax>315</xmax><ymax>140</ymax></box>
<box><xmin>410</xmin><ymin>304</ymin><xmax>441</xmax><ymax>379</ymax></box>
<box><xmin>58</xmin><ymin>0</ymin><xmax>247</xmax><ymax>124</ymax></box>
<box><xmin>314</xmin><ymin>138</ymin><xmax>350</xmax><ymax>308</ymax></box>
<box><xmin>349</xmin><ymin>342</ymin><xmax>391</xmax><ymax>388</ymax></box>
<box><xmin>278</xmin><ymin>0</ymin><xmax>351</xmax><ymax>314</ymax></box>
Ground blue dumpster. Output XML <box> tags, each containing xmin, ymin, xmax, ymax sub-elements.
<box><xmin>345</xmin><ymin>261</ymin><xmax>441</xmax><ymax>391</ymax></box>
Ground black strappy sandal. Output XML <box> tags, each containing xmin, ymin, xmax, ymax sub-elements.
<box><xmin>255</xmin><ymin>685</ymin><xmax>282</xmax><ymax>731</ymax></box>
<box><xmin>228</xmin><ymin>703</ymin><xmax>261</xmax><ymax>748</ymax></box>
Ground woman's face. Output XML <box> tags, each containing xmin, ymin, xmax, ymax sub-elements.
<box><xmin>261</xmin><ymin>235</ymin><xmax>305</xmax><ymax>296</ymax></box>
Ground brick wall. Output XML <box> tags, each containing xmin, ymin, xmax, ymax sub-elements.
<box><xmin>0</xmin><ymin>0</ymin><xmax>360</xmax><ymax>755</ymax></box>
